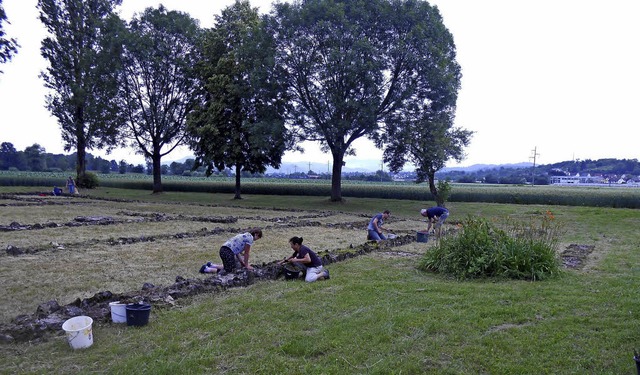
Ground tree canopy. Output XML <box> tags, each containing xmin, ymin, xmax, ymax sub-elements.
<box><xmin>118</xmin><ymin>6</ymin><xmax>203</xmax><ymax>193</ymax></box>
<box><xmin>0</xmin><ymin>0</ymin><xmax>19</xmax><ymax>71</ymax></box>
<box><xmin>187</xmin><ymin>0</ymin><xmax>290</xmax><ymax>199</ymax></box>
<box><xmin>268</xmin><ymin>0</ymin><xmax>465</xmax><ymax>201</ymax></box>
<box><xmin>38</xmin><ymin>0</ymin><xmax>125</xmax><ymax>185</ymax></box>
<box><xmin>381</xmin><ymin>0</ymin><xmax>472</xmax><ymax>205</ymax></box>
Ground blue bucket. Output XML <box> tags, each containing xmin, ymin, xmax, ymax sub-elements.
<box><xmin>416</xmin><ymin>231</ymin><xmax>429</xmax><ymax>243</ymax></box>
<box><xmin>126</xmin><ymin>303</ymin><xmax>151</xmax><ymax>327</ymax></box>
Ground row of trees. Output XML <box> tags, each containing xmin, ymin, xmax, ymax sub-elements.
<box><xmin>5</xmin><ymin>0</ymin><xmax>472</xmax><ymax>203</ymax></box>
<box><xmin>0</xmin><ymin>141</ymin><xmax>149</xmax><ymax>174</ymax></box>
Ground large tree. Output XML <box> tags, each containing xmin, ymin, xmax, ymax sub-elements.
<box><xmin>119</xmin><ymin>6</ymin><xmax>202</xmax><ymax>193</ymax></box>
<box><xmin>187</xmin><ymin>0</ymin><xmax>291</xmax><ymax>199</ymax></box>
<box><xmin>38</xmin><ymin>0</ymin><xmax>125</xmax><ymax>186</ymax></box>
<box><xmin>384</xmin><ymin>111</ymin><xmax>472</xmax><ymax>206</ymax></box>
<box><xmin>381</xmin><ymin>0</ymin><xmax>471</xmax><ymax>206</ymax></box>
<box><xmin>0</xmin><ymin>142</ymin><xmax>23</xmax><ymax>170</ymax></box>
<box><xmin>23</xmin><ymin>143</ymin><xmax>47</xmax><ymax>171</ymax></box>
<box><xmin>268</xmin><ymin>0</ymin><xmax>460</xmax><ymax>201</ymax></box>
<box><xmin>0</xmin><ymin>0</ymin><xmax>19</xmax><ymax>72</ymax></box>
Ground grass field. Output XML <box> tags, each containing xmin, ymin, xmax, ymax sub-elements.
<box><xmin>0</xmin><ymin>186</ymin><xmax>639</xmax><ymax>374</ymax></box>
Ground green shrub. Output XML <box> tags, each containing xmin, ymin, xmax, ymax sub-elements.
<box><xmin>418</xmin><ymin>212</ymin><xmax>562</xmax><ymax>280</ymax></box>
<box><xmin>436</xmin><ymin>179</ymin><xmax>452</xmax><ymax>205</ymax></box>
<box><xmin>77</xmin><ymin>172</ymin><xmax>100</xmax><ymax>189</ymax></box>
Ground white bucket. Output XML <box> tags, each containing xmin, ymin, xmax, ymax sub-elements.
<box><xmin>62</xmin><ymin>316</ymin><xmax>94</xmax><ymax>349</ymax></box>
<box><xmin>109</xmin><ymin>301</ymin><xmax>127</xmax><ymax>323</ymax></box>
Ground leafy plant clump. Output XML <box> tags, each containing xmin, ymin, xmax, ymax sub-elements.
<box><xmin>418</xmin><ymin>212</ymin><xmax>562</xmax><ymax>280</ymax></box>
<box><xmin>77</xmin><ymin>172</ymin><xmax>100</xmax><ymax>189</ymax></box>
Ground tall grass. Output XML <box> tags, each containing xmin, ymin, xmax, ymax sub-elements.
<box><xmin>419</xmin><ymin>211</ymin><xmax>562</xmax><ymax>280</ymax></box>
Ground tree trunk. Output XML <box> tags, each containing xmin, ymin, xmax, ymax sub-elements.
<box><xmin>427</xmin><ymin>172</ymin><xmax>444</xmax><ymax>207</ymax></box>
<box><xmin>76</xmin><ymin>140</ymin><xmax>87</xmax><ymax>185</ymax></box>
<box><xmin>75</xmin><ymin>108</ymin><xmax>87</xmax><ymax>186</ymax></box>
<box><xmin>330</xmin><ymin>154</ymin><xmax>344</xmax><ymax>202</ymax></box>
<box><xmin>234</xmin><ymin>164</ymin><xmax>242</xmax><ymax>199</ymax></box>
<box><xmin>152</xmin><ymin>151</ymin><xmax>163</xmax><ymax>193</ymax></box>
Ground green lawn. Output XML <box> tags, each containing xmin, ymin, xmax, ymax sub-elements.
<box><xmin>0</xmin><ymin>187</ymin><xmax>639</xmax><ymax>374</ymax></box>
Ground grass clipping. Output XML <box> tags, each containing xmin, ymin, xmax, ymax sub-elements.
<box><xmin>419</xmin><ymin>211</ymin><xmax>563</xmax><ymax>280</ymax></box>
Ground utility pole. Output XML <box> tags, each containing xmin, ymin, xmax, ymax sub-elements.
<box><xmin>530</xmin><ymin>146</ymin><xmax>540</xmax><ymax>185</ymax></box>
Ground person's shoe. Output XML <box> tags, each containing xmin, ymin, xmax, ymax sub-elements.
<box><xmin>206</xmin><ymin>262</ymin><xmax>212</xmax><ymax>267</ymax></box>
<box><xmin>199</xmin><ymin>264</ymin><xmax>207</xmax><ymax>274</ymax></box>
<box><xmin>324</xmin><ymin>269</ymin><xmax>330</xmax><ymax>280</ymax></box>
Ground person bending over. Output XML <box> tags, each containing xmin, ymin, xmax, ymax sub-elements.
<box><xmin>200</xmin><ymin>228</ymin><xmax>262</xmax><ymax>274</ymax></box>
<box><xmin>420</xmin><ymin>206</ymin><xmax>449</xmax><ymax>238</ymax></box>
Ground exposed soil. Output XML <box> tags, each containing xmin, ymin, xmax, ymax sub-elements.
<box><xmin>559</xmin><ymin>243</ymin><xmax>595</xmax><ymax>269</ymax></box>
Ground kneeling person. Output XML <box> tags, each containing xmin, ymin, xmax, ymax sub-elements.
<box><xmin>280</xmin><ymin>236</ymin><xmax>329</xmax><ymax>282</ymax></box>
<box><xmin>200</xmin><ymin>228</ymin><xmax>262</xmax><ymax>274</ymax></box>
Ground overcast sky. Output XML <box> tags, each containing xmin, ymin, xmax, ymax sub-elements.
<box><xmin>1</xmin><ymin>0</ymin><xmax>639</xmax><ymax>168</ymax></box>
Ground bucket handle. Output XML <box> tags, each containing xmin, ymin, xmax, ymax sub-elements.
<box><xmin>67</xmin><ymin>330</ymin><xmax>81</xmax><ymax>343</ymax></box>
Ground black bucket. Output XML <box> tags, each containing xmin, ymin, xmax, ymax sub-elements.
<box><xmin>283</xmin><ymin>268</ymin><xmax>300</xmax><ymax>280</ymax></box>
<box><xmin>283</xmin><ymin>263</ymin><xmax>302</xmax><ymax>280</ymax></box>
<box><xmin>417</xmin><ymin>231</ymin><xmax>429</xmax><ymax>243</ymax></box>
<box><xmin>126</xmin><ymin>303</ymin><xmax>151</xmax><ymax>327</ymax></box>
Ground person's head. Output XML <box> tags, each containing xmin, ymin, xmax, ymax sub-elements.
<box><xmin>382</xmin><ymin>210</ymin><xmax>390</xmax><ymax>219</ymax></box>
<box><xmin>289</xmin><ymin>236</ymin><xmax>303</xmax><ymax>251</ymax></box>
<box><xmin>250</xmin><ymin>228</ymin><xmax>263</xmax><ymax>240</ymax></box>
<box><xmin>420</xmin><ymin>208</ymin><xmax>427</xmax><ymax>217</ymax></box>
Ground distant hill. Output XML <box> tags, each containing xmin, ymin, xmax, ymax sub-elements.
<box><xmin>162</xmin><ymin>155</ymin><xmax>639</xmax><ymax>178</ymax></box>
<box><xmin>440</xmin><ymin>162</ymin><xmax>532</xmax><ymax>173</ymax></box>
<box><xmin>265</xmin><ymin>160</ymin><xmax>377</xmax><ymax>174</ymax></box>
<box><xmin>161</xmin><ymin>157</ymin><xmax>384</xmax><ymax>174</ymax></box>
<box><xmin>435</xmin><ymin>158</ymin><xmax>640</xmax><ymax>184</ymax></box>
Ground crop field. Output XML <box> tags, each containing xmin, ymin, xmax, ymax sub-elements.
<box><xmin>3</xmin><ymin>170</ymin><xmax>640</xmax><ymax>207</ymax></box>
<box><xmin>0</xmin><ymin>186</ymin><xmax>639</xmax><ymax>373</ymax></box>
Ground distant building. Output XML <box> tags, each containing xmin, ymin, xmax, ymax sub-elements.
<box><xmin>549</xmin><ymin>174</ymin><xmax>602</xmax><ymax>184</ymax></box>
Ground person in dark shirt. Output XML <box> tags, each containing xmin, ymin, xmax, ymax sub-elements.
<box><xmin>279</xmin><ymin>236</ymin><xmax>329</xmax><ymax>282</ymax></box>
<box><xmin>367</xmin><ymin>210</ymin><xmax>390</xmax><ymax>242</ymax></box>
<box><xmin>420</xmin><ymin>206</ymin><xmax>450</xmax><ymax>238</ymax></box>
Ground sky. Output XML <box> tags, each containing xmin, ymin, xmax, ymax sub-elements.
<box><xmin>1</xmin><ymin>0</ymin><xmax>639</xmax><ymax>169</ymax></box>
